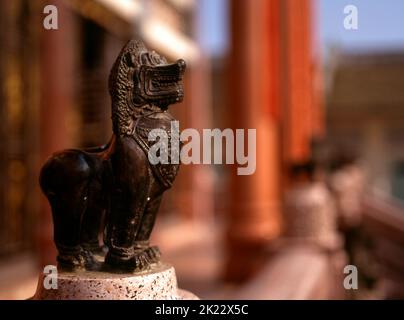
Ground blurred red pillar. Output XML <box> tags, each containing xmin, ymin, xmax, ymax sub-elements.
<box><xmin>282</xmin><ymin>0</ymin><xmax>324</xmax><ymax>164</ymax></box>
<box><xmin>224</xmin><ymin>0</ymin><xmax>324</xmax><ymax>282</ymax></box>
<box><xmin>224</xmin><ymin>0</ymin><xmax>283</xmax><ymax>282</ymax></box>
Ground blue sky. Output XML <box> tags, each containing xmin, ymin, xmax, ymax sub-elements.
<box><xmin>198</xmin><ymin>0</ymin><xmax>229</xmax><ymax>56</ymax></box>
<box><xmin>317</xmin><ymin>0</ymin><xmax>404</xmax><ymax>53</ymax></box>
<box><xmin>199</xmin><ymin>0</ymin><xmax>404</xmax><ymax>57</ymax></box>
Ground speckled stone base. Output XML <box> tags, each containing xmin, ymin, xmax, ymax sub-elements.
<box><xmin>33</xmin><ymin>262</ymin><xmax>198</xmax><ymax>300</ymax></box>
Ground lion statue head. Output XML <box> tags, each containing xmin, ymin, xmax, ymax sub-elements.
<box><xmin>108</xmin><ymin>40</ymin><xmax>186</xmax><ymax>136</ymax></box>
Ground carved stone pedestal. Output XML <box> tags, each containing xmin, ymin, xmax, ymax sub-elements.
<box><xmin>33</xmin><ymin>262</ymin><xmax>198</xmax><ymax>300</ymax></box>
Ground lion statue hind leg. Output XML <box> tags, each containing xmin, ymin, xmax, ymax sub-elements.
<box><xmin>40</xmin><ymin>149</ymin><xmax>102</xmax><ymax>271</ymax></box>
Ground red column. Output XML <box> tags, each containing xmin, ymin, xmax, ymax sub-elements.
<box><xmin>282</xmin><ymin>0</ymin><xmax>324</xmax><ymax>164</ymax></box>
<box><xmin>224</xmin><ymin>0</ymin><xmax>283</xmax><ymax>282</ymax></box>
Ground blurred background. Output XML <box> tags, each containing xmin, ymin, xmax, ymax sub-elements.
<box><xmin>1</xmin><ymin>0</ymin><xmax>404</xmax><ymax>299</ymax></box>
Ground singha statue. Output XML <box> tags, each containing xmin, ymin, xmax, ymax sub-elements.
<box><xmin>39</xmin><ymin>40</ymin><xmax>186</xmax><ymax>272</ymax></box>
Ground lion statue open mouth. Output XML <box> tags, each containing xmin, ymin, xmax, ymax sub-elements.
<box><xmin>39</xmin><ymin>40</ymin><xmax>186</xmax><ymax>272</ymax></box>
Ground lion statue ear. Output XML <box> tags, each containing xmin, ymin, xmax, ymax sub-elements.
<box><xmin>125</xmin><ymin>52</ymin><xmax>135</xmax><ymax>68</ymax></box>
<box><xmin>125</xmin><ymin>40</ymin><xmax>148</xmax><ymax>64</ymax></box>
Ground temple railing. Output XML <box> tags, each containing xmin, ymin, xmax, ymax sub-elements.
<box><xmin>234</xmin><ymin>191</ymin><xmax>404</xmax><ymax>300</ymax></box>
<box><xmin>234</xmin><ymin>182</ymin><xmax>348</xmax><ymax>300</ymax></box>
<box><xmin>362</xmin><ymin>195</ymin><xmax>404</xmax><ymax>246</ymax></box>
<box><xmin>234</xmin><ymin>244</ymin><xmax>346</xmax><ymax>299</ymax></box>
<box><xmin>361</xmin><ymin>194</ymin><xmax>404</xmax><ymax>299</ymax></box>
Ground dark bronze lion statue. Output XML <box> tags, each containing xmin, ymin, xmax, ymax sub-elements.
<box><xmin>39</xmin><ymin>40</ymin><xmax>186</xmax><ymax>272</ymax></box>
